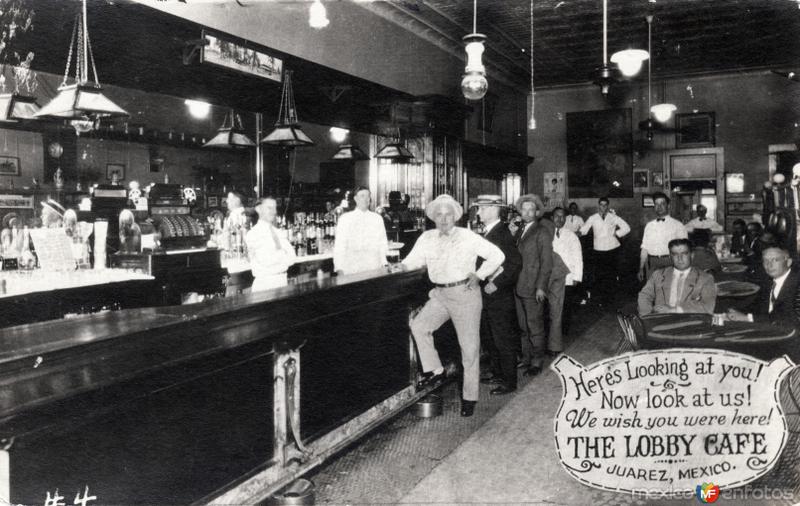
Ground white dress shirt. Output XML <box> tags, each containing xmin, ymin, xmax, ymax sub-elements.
<box><xmin>641</xmin><ymin>216</ymin><xmax>688</xmax><ymax>256</ymax></box>
<box><xmin>564</xmin><ymin>214</ymin><xmax>584</xmax><ymax>234</ymax></box>
<box><xmin>579</xmin><ymin>212</ymin><xmax>631</xmax><ymax>251</ymax></box>
<box><xmin>333</xmin><ymin>208</ymin><xmax>389</xmax><ymax>275</ymax></box>
<box><xmin>246</xmin><ymin>220</ymin><xmax>296</xmax><ymax>291</ymax></box>
<box><xmin>685</xmin><ymin>217</ymin><xmax>723</xmax><ymax>233</ymax></box>
<box><xmin>668</xmin><ymin>267</ymin><xmax>690</xmax><ymax>309</ymax></box>
<box><xmin>553</xmin><ymin>226</ymin><xmax>583</xmax><ymax>285</ymax></box>
<box><xmin>403</xmin><ymin>227</ymin><xmax>505</xmax><ymax>284</ymax></box>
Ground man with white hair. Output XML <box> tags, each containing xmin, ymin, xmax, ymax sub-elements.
<box><xmin>403</xmin><ymin>194</ymin><xmax>505</xmax><ymax>417</ymax></box>
<box><xmin>246</xmin><ymin>197</ymin><xmax>296</xmax><ymax>291</ymax></box>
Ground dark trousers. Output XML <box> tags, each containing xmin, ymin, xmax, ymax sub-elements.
<box><xmin>592</xmin><ymin>247</ymin><xmax>620</xmax><ymax>303</ymax></box>
<box><xmin>483</xmin><ymin>290</ymin><xmax>519</xmax><ymax>388</ymax></box>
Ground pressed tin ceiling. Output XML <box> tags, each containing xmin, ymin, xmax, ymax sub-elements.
<box><xmin>379</xmin><ymin>0</ymin><xmax>800</xmax><ymax>89</ymax></box>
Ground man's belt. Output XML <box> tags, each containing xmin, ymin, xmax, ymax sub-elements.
<box><xmin>648</xmin><ymin>254</ymin><xmax>670</xmax><ymax>259</ymax></box>
<box><xmin>434</xmin><ymin>278</ymin><xmax>470</xmax><ymax>288</ymax></box>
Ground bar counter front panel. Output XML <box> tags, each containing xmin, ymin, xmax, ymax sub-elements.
<box><xmin>0</xmin><ymin>268</ymin><xmax>430</xmax><ymax>505</ymax></box>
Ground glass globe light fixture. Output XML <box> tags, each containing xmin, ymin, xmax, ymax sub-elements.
<box><xmin>309</xmin><ymin>0</ymin><xmax>329</xmax><ymax>29</ymax></box>
<box><xmin>611</xmin><ymin>49</ymin><xmax>649</xmax><ymax>77</ymax></box>
<box><xmin>461</xmin><ymin>33</ymin><xmax>488</xmax><ymax>100</ymax></box>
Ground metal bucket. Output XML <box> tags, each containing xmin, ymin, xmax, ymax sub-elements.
<box><xmin>414</xmin><ymin>394</ymin><xmax>443</xmax><ymax>418</ymax></box>
<box><xmin>267</xmin><ymin>478</ymin><xmax>315</xmax><ymax>506</ymax></box>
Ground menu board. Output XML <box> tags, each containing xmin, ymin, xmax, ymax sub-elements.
<box><xmin>29</xmin><ymin>228</ymin><xmax>76</xmax><ymax>271</ymax></box>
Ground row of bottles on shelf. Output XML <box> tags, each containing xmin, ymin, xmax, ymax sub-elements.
<box><xmin>213</xmin><ymin>211</ymin><xmax>340</xmax><ymax>259</ymax></box>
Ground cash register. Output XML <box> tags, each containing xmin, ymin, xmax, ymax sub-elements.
<box><xmin>111</xmin><ymin>183</ymin><xmax>225</xmax><ymax>304</ymax></box>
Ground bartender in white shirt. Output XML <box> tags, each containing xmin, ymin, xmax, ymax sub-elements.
<box><xmin>246</xmin><ymin>197</ymin><xmax>296</xmax><ymax>291</ymax></box>
<box><xmin>579</xmin><ymin>197</ymin><xmax>630</xmax><ymax>306</ymax></box>
<box><xmin>333</xmin><ymin>187</ymin><xmax>390</xmax><ymax>275</ymax></box>
<box><xmin>639</xmin><ymin>192</ymin><xmax>688</xmax><ymax>281</ymax></box>
<box><xmin>684</xmin><ymin>204</ymin><xmax>723</xmax><ymax>233</ymax></box>
<box><xmin>402</xmin><ymin>194</ymin><xmax>504</xmax><ymax>417</ymax></box>
<box><xmin>564</xmin><ymin>202</ymin><xmax>585</xmax><ymax>233</ymax></box>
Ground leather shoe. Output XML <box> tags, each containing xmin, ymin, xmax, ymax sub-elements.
<box><xmin>416</xmin><ymin>370</ymin><xmax>445</xmax><ymax>389</ymax></box>
<box><xmin>460</xmin><ymin>400</ymin><xmax>476</xmax><ymax>417</ymax></box>
<box><xmin>523</xmin><ymin>366</ymin><xmax>542</xmax><ymax>377</ymax></box>
<box><xmin>480</xmin><ymin>376</ymin><xmax>504</xmax><ymax>385</ymax></box>
<box><xmin>490</xmin><ymin>385</ymin><xmax>517</xmax><ymax>395</ymax></box>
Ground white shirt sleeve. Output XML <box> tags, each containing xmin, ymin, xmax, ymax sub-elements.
<box><xmin>332</xmin><ymin>213</ymin><xmax>350</xmax><ymax>272</ymax></box>
<box><xmin>402</xmin><ymin>232</ymin><xmax>428</xmax><ymax>271</ymax></box>
<box><xmin>579</xmin><ymin>215</ymin><xmax>594</xmax><ymax>236</ymax></box>
<box><xmin>614</xmin><ymin>215</ymin><xmax>631</xmax><ymax>238</ymax></box>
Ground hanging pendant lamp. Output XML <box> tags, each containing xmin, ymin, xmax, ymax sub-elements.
<box><xmin>527</xmin><ymin>0</ymin><xmax>536</xmax><ymax>130</ymax></box>
<box><xmin>0</xmin><ymin>93</ymin><xmax>38</xmax><ymax>122</ymax></box>
<box><xmin>376</xmin><ymin>125</ymin><xmax>414</xmax><ymax>162</ymax></box>
<box><xmin>332</xmin><ymin>144</ymin><xmax>369</xmax><ymax>161</ymax></box>
<box><xmin>648</xmin><ymin>17</ymin><xmax>676</xmax><ymax>124</ymax></box>
<box><xmin>592</xmin><ymin>0</ymin><xmax>618</xmax><ymax>96</ymax></box>
<box><xmin>461</xmin><ymin>0</ymin><xmax>488</xmax><ymax>101</ymax></box>
<box><xmin>34</xmin><ymin>0</ymin><xmax>128</xmax><ymax>133</ymax></box>
<box><xmin>261</xmin><ymin>70</ymin><xmax>314</xmax><ymax>147</ymax></box>
<box><xmin>203</xmin><ymin>109</ymin><xmax>255</xmax><ymax>148</ymax></box>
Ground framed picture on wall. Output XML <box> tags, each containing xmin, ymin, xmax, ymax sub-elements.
<box><xmin>106</xmin><ymin>163</ymin><xmax>125</xmax><ymax>181</ymax></box>
<box><xmin>652</xmin><ymin>172</ymin><xmax>664</xmax><ymax>188</ymax></box>
<box><xmin>0</xmin><ymin>156</ymin><xmax>20</xmax><ymax>176</ymax></box>
<box><xmin>633</xmin><ymin>169</ymin><xmax>649</xmax><ymax>190</ymax></box>
<box><xmin>642</xmin><ymin>194</ymin><xmax>655</xmax><ymax>208</ymax></box>
<box><xmin>676</xmin><ymin>112</ymin><xmax>715</xmax><ymax>148</ymax></box>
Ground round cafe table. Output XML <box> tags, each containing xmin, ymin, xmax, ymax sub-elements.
<box><xmin>640</xmin><ymin>313</ymin><xmax>797</xmax><ymax>361</ymax></box>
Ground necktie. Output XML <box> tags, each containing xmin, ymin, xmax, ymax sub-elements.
<box><xmin>769</xmin><ymin>281</ymin><xmax>777</xmax><ymax>312</ymax></box>
<box><xmin>657</xmin><ymin>218</ymin><xmax>665</xmax><ymax>222</ymax></box>
<box><xmin>556</xmin><ymin>228</ymin><xmax>561</xmax><ymax>238</ymax></box>
<box><xmin>669</xmin><ymin>271</ymin><xmax>685</xmax><ymax>307</ymax></box>
<box><xmin>268</xmin><ymin>224</ymin><xmax>282</xmax><ymax>251</ymax></box>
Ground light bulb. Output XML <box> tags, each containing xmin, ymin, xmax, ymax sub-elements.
<box><xmin>528</xmin><ymin>117</ymin><xmax>536</xmax><ymax>130</ymax></box>
<box><xmin>184</xmin><ymin>99</ymin><xmax>211</xmax><ymax>119</ymax></box>
<box><xmin>610</xmin><ymin>49</ymin><xmax>649</xmax><ymax>77</ymax></box>
<box><xmin>461</xmin><ymin>72</ymin><xmax>488</xmax><ymax>101</ymax></box>
<box><xmin>651</xmin><ymin>103</ymin><xmax>677</xmax><ymax>123</ymax></box>
<box><xmin>309</xmin><ymin>0</ymin><xmax>329</xmax><ymax>29</ymax></box>
<box><xmin>329</xmin><ymin>127</ymin><xmax>349</xmax><ymax>143</ymax></box>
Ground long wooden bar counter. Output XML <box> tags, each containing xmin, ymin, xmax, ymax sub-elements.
<box><xmin>0</xmin><ymin>268</ymin><xmax>431</xmax><ymax>505</ymax></box>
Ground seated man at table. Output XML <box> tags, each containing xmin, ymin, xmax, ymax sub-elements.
<box><xmin>727</xmin><ymin>246</ymin><xmax>800</xmax><ymax>327</ymax></box>
<box><xmin>638</xmin><ymin>238</ymin><xmax>717</xmax><ymax>315</ymax></box>
<box><xmin>689</xmin><ymin>229</ymin><xmax>721</xmax><ymax>275</ymax></box>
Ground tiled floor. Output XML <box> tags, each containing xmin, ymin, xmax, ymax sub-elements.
<box><xmin>308</xmin><ymin>299</ymin><xmax>800</xmax><ymax>505</ymax></box>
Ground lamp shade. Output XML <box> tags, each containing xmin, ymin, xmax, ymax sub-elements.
<box><xmin>33</xmin><ymin>83</ymin><xmax>128</xmax><ymax>120</ymax></box>
<box><xmin>651</xmin><ymin>103</ymin><xmax>677</xmax><ymax>123</ymax></box>
<box><xmin>204</xmin><ymin>110</ymin><xmax>255</xmax><ymax>148</ymax></box>
<box><xmin>261</xmin><ymin>124</ymin><xmax>315</xmax><ymax>146</ymax></box>
<box><xmin>203</xmin><ymin>128</ymin><xmax>255</xmax><ymax>148</ymax></box>
<box><xmin>610</xmin><ymin>49</ymin><xmax>649</xmax><ymax>77</ymax></box>
<box><xmin>0</xmin><ymin>93</ymin><xmax>39</xmax><ymax>122</ymax></box>
<box><xmin>376</xmin><ymin>142</ymin><xmax>414</xmax><ymax>162</ymax></box>
<box><xmin>332</xmin><ymin>144</ymin><xmax>369</xmax><ymax>161</ymax></box>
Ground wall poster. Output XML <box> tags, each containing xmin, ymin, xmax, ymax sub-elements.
<box><xmin>543</xmin><ymin>171</ymin><xmax>565</xmax><ymax>210</ymax></box>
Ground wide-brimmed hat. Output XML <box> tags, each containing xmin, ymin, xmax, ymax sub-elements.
<box><xmin>2</xmin><ymin>212</ymin><xmax>17</xmax><ymax>229</ymax></box>
<box><xmin>515</xmin><ymin>194</ymin><xmax>544</xmax><ymax>214</ymax></box>
<box><xmin>472</xmin><ymin>194</ymin><xmax>505</xmax><ymax>207</ymax></box>
<box><xmin>425</xmin><ymin>194</ymin><xmax>463</xmax><ymax>221</ymax></box>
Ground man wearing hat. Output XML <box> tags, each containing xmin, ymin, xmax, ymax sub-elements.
<box><xmin>41</xmin><ymin>198</ymin><xmax>66</xmax><ymax>228</ymax></box>
<box><xmin>474</xmin><ymin>195</ymin><xmax>522</xmax><ymax>395</ymax></box>
<box><xmin>402</xmin><ymin>194</ymin><xmax>505</xmax><ymax>417</ymax></box>
<box><xmin>513</xmin><ymin>193</ymin><xmax>553</xmax><ymax>377</ymax></box>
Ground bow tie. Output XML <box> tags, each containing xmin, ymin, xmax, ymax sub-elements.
<box><xmin>698</xmin><ymin>218</ymin><xmax>706</xmax><ymax>221</ymax></box>
<box><xmin>656</xmin><ymin>218</ymin><xmax>665</xmax><ymax>222</ymax></box>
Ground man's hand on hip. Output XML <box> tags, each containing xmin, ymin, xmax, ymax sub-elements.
<box><xmin>466</xmin><ymin>272</ymin><xmax>481</xmax><ymax>291</ymax></box>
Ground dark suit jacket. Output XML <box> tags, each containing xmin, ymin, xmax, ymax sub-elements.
<box><xmin>480</xmin><ymin>222</ymin><xmax>522</xmax><ymax>297</ymax></box>
<box><xmin>515</xmin><ymin>220</ymin><xmax>553</xmax><ymax>298</ymax></box>
<box><xmin>754</xmin><ymin>267</ymin><xmax>800</xmax><ymax>327</ymax></box>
